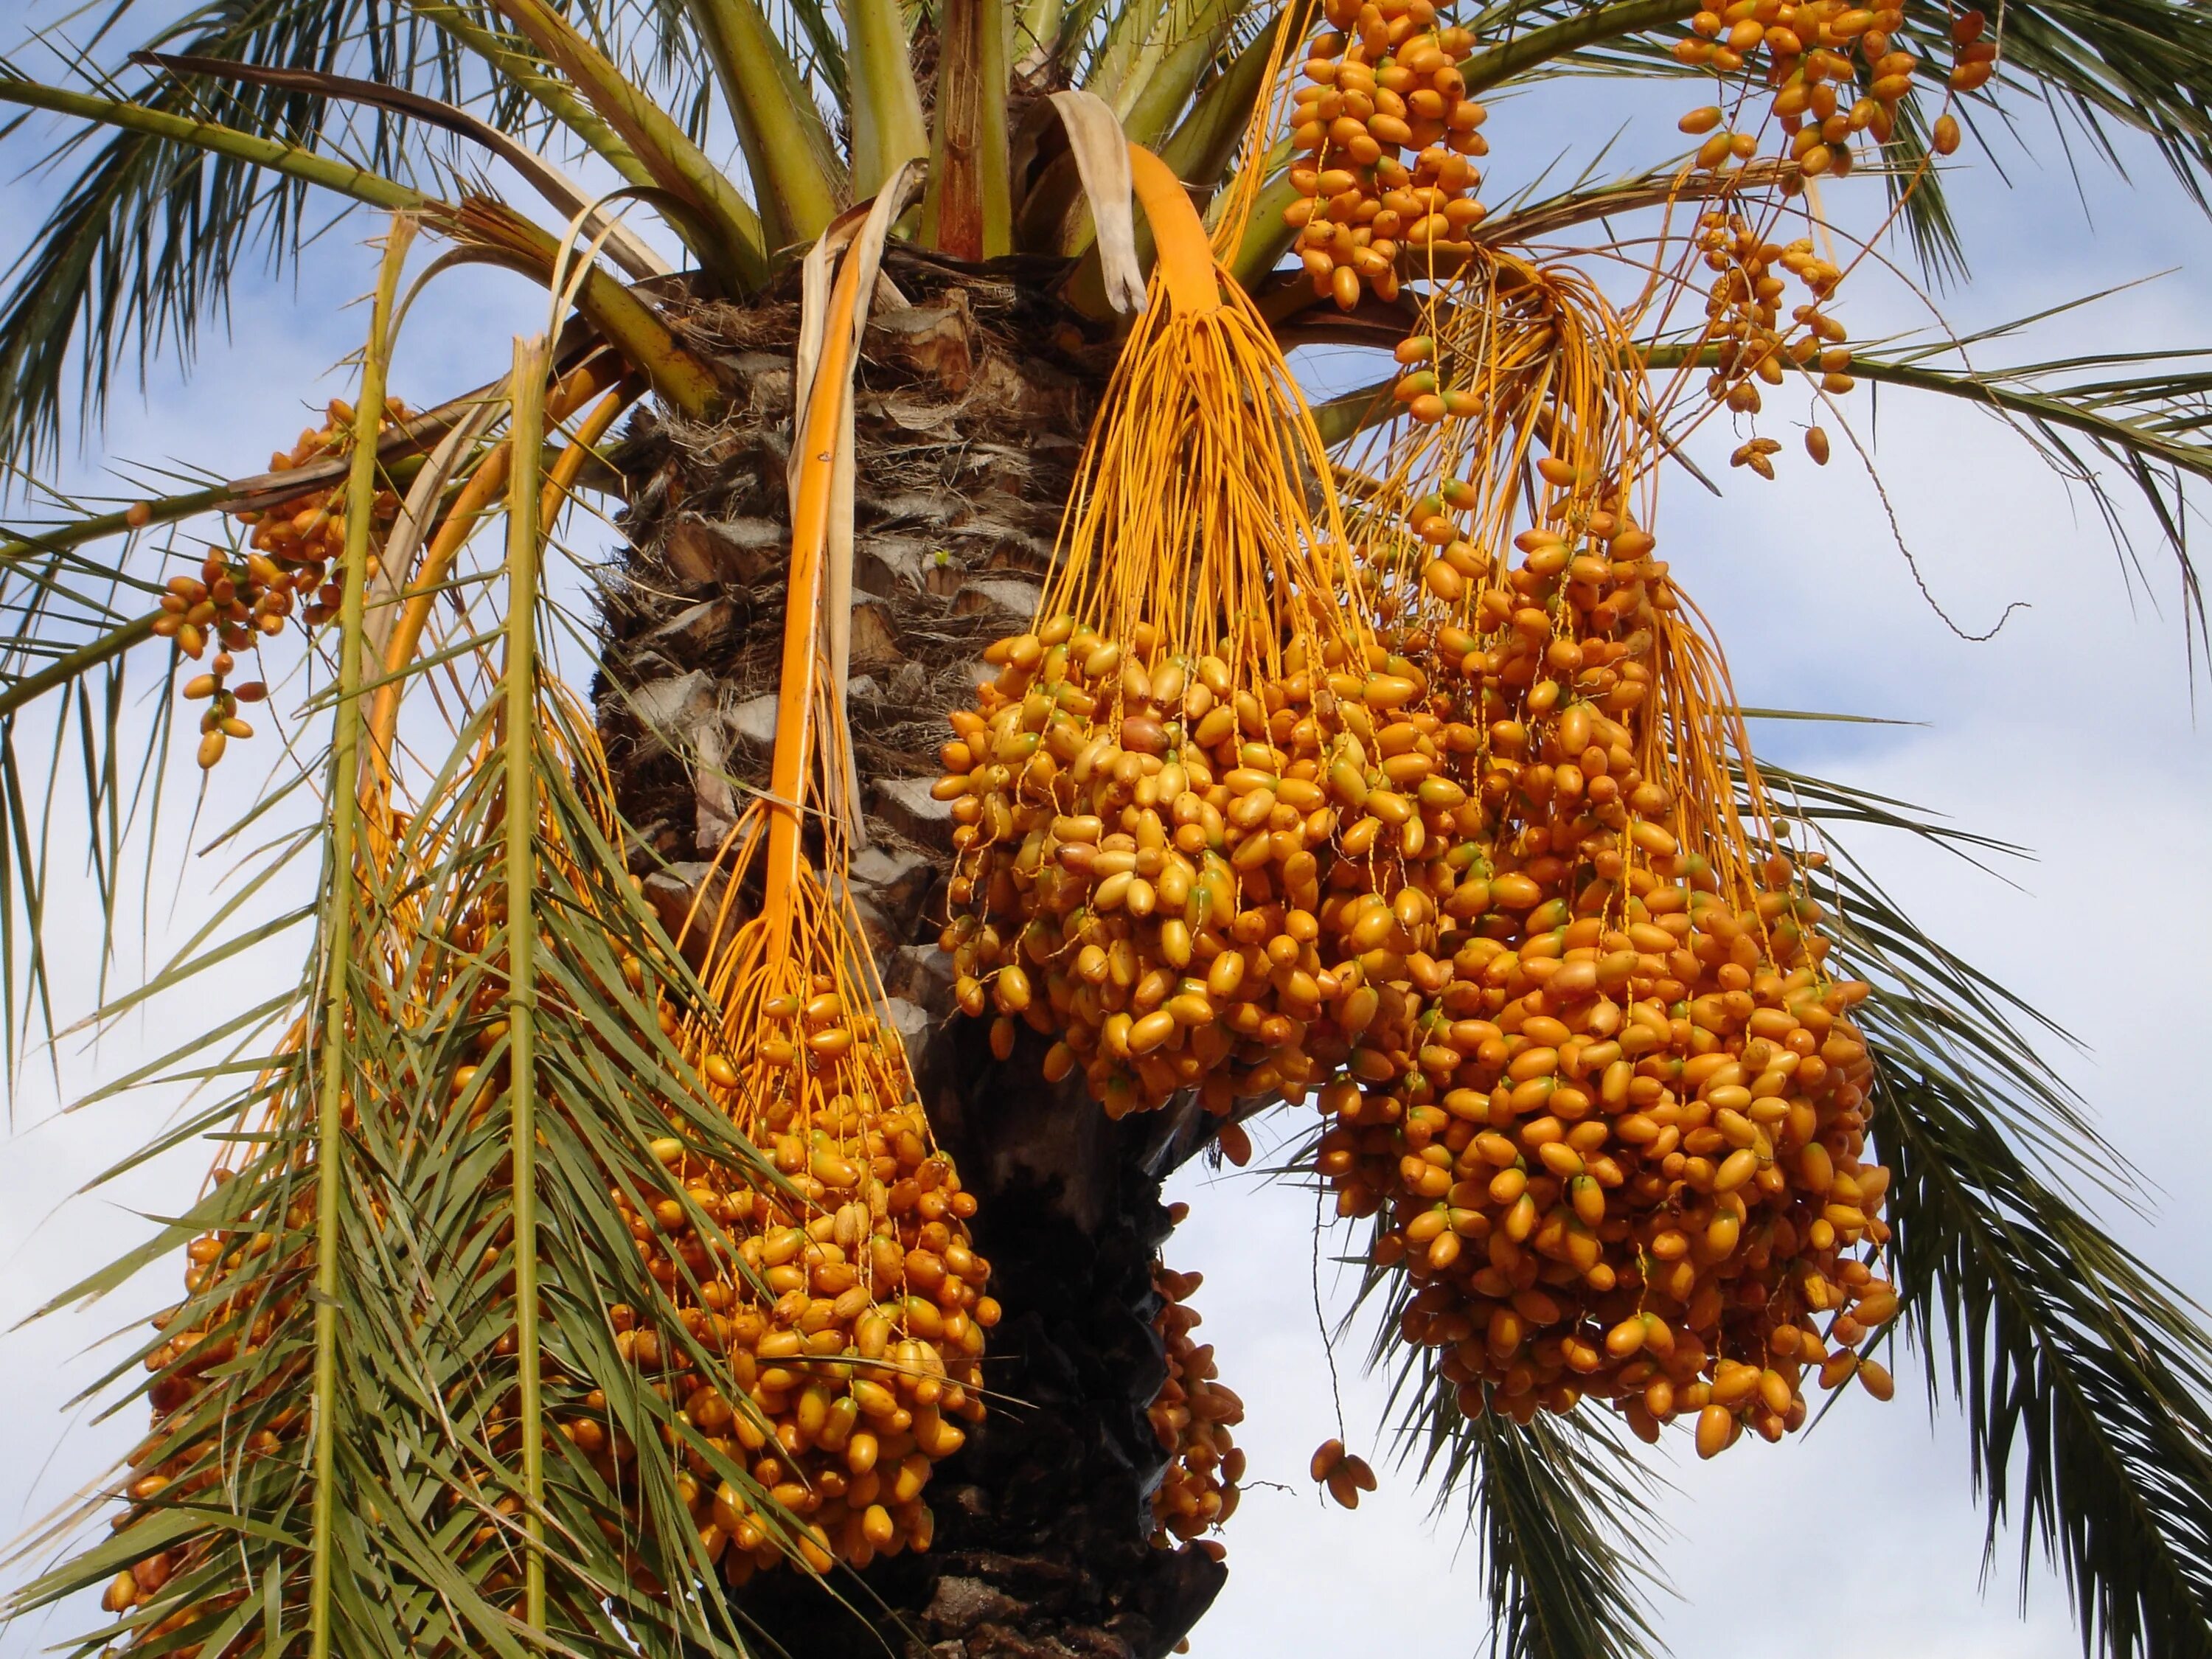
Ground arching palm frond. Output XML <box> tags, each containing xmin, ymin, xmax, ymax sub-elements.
<box><xmin>1773</xmin><ymin>754</ymin><xmax>2212</xmax><ymax>1659</ymax></box>
<box><xmin>4</xmin><ymin>271</ymin><xmax>824</xmax><ymax>1658</ymax></box>
<box><xmin>0</xmin><ymin>0</ymin><xmax>465</xmax><ymax>467</ymax></box>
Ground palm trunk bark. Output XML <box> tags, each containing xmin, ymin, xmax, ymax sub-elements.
<box><xmin>599</xmin><ymin>245</ymin><xmax>1228</xmax><ymax>1659</ymax></box>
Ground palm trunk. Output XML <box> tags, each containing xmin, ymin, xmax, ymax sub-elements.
<box><xmin>599</xmin><ymin>245</ymin><xmax>1228</xmax><ymax>1659</ymax></box>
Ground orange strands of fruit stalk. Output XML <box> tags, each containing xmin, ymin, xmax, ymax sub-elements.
<box><xmin>936</xmin><ymin>145</ymin><xmax>1396</xmax><ymax>1121</ymax></box>
<box><xmin>1686</xmin><ymin>210</ymin><xmax>1854</xmax><ymax>431</ymax></box>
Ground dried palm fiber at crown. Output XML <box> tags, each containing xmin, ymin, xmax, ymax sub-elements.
<box><xmin>1300</xmin><ymin>253</ymin><xmax>1899</xmax><ymax>1454</ymax></box>
<box><xmin>937</xmin><ymin>142</ymin><xmax>1402</xmax><ymax>1121</ymax></box>
<box><xmin>666</xmin><ymin>212</ymin><xmax>994</xmax><ymax>1577</ymax></box>
<box><xmin>1283</xmin><ymin>0</ymin><xmax>1489</xmax><ymax>311</ymax></box>
<box><xmin>1145</xmin><ymin>1248</ymin><xmax>1245</xmax><ymax>1551</ymax></box>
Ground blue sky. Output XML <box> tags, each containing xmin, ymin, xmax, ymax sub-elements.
<box><xmin>1</xmin><ymin>13</ymin><xmax>2207</xmax><ymax>1658</ymax></box>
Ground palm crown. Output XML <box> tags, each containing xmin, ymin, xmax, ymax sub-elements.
<box><xmin>2</xmin><ymin>1</ymin><xmax>2211</xmax><ymax>1658</ymax></box>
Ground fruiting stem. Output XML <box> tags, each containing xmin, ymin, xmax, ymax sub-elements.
<box><xmin>1128</xmin><ymin>143</ymin><xmax>1220</xmax><ymax>316</ymax></box>
<box><xmin>307</xmin><ymin>211</ymin><xmax>414</xmax><ymax>1659</ymax></box>
<box><xmin>762</xmin><ymin>251</ymin><xmax>868</xmax><ymax>934</ymax></box>
<box><xmin>501</xmin><ymin>333</ymin><xmax>552</xmax><ymax>1634</ymax></box>
<box><xmin>367</xmin><ymin>360</ymin><xmax>626</xmax><ymax>793</ymax></box>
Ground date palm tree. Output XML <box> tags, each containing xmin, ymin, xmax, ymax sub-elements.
<box><xmin>2</xmin><ymin>1</ymin><xmax>2211</xmax><ymax>1657</ymax></box>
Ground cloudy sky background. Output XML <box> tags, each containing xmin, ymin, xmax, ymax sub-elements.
<box><xmin>0</xmin><ymin>9</ymin><xmax>2207</xmax><ymax>1656</ymax></box>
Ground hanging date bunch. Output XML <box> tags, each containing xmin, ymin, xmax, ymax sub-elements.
<box><xmin>1685</xmin><ymin>211</ymin><xmax>1854</xmax><ymax>434</ymax></box>
<box><xmin>1284</xmin><ymin>0</ymin><xmax>1488</xmax><ymax>308</ymax></box>
<box><xmin>237</xmin><ymin>397</ymin><xmax>410</xmax><ymax>579</ymax></box>
<box><xmin>152</xmin><ymin>397</ymin><xmax>411</xmax><ymax>768</ymax></box>
<box><xmin>667</xmin><ymin>791</ymin><xmax>995</xmax><ymax>1579</ymax></box>
<box><xmin>1309</xmin><ymin>265</ymin><xmax>1902</xmax><ymax>1454</ymax></box>
<box><xmin>1663</xmin><ymin>10</ymin><xmax>2000</xmax><ymax>456</ymax></box>
<box><xmin>1670</xmin><ymin>2</ymin><xmax>1994</xmax><ymax>176</ymax></box>
<box><xmin>1288</xmin><ymin>254</ymin><xmax>1624</xmax><ymax>1010</ymax></box>
<box><xmin>661</xmin><ymin>221</ymin><xmax>994</xmax><ymax>1579</ymax></box>
<box><xmin>936</xmin><ymin>146</ymin><xmax>1383</xmax><ymax>1120</ymax></box>
<box><xmin>1147</xmin><ymin>1253</ymin><xmax>1245</xmax><ymax>1551</ymax></box>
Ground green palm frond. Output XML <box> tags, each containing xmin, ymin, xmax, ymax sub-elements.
<box><xmin>1311</xmin><ymin>1186</ymin><xmax>1664</xmax><ymax>1659</ymax></box>
<box><xmin>0</xmin><ymin>0</ymin><xmax>756</xmax><ymax>463</ymax></box>
<box><xmin>0</xmin><ymin>465</ymin><xmax>198</xmax><ymax>1074</ymax></box>
<box><xmin>10</xmin><ymin>700</ymin><xmax>811</xmax><ymax>1658</ymax></box>
<box><xmin>681</xmin><ymin>0</ymin><xmax>844</xmax><ymax>251</ymax></box>
<box><xmin>1376</xmin><ymin>1326</ymin><xmax>1665</xmax><ymax>1659</ymax></box>
<box><xmin>1158</xmin><ymin>5</ymin><xmax>1298</xmax><ymax>190</ymax></box>
<box><xmin>0</xmin><ymin>0</ymin><xmax>468</xmax><ymax>466</ymax></box>
<box><xmin>408</xmin><ymin>1</ymin><xmax>659</xmax><ymax>184</ymax></box>
<box><xmin>0</xmin><ymin>349</ymin><xmax>564</xmax><ymax>1065</ymax></box>
<box><xmin>1455</xmin><ymin>1412</ymin><xmax>1665</xmax><ymax>1659</ymax></box>
<box><xmin>1763</xmin><ymin>750</ymin><xmax>2212</xmax><ymax>1659</ymax></box>
<box><xmin>4</xmin><ymin>285</ymin><xmax>821</xmax><ymax>1657</ymax></box>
